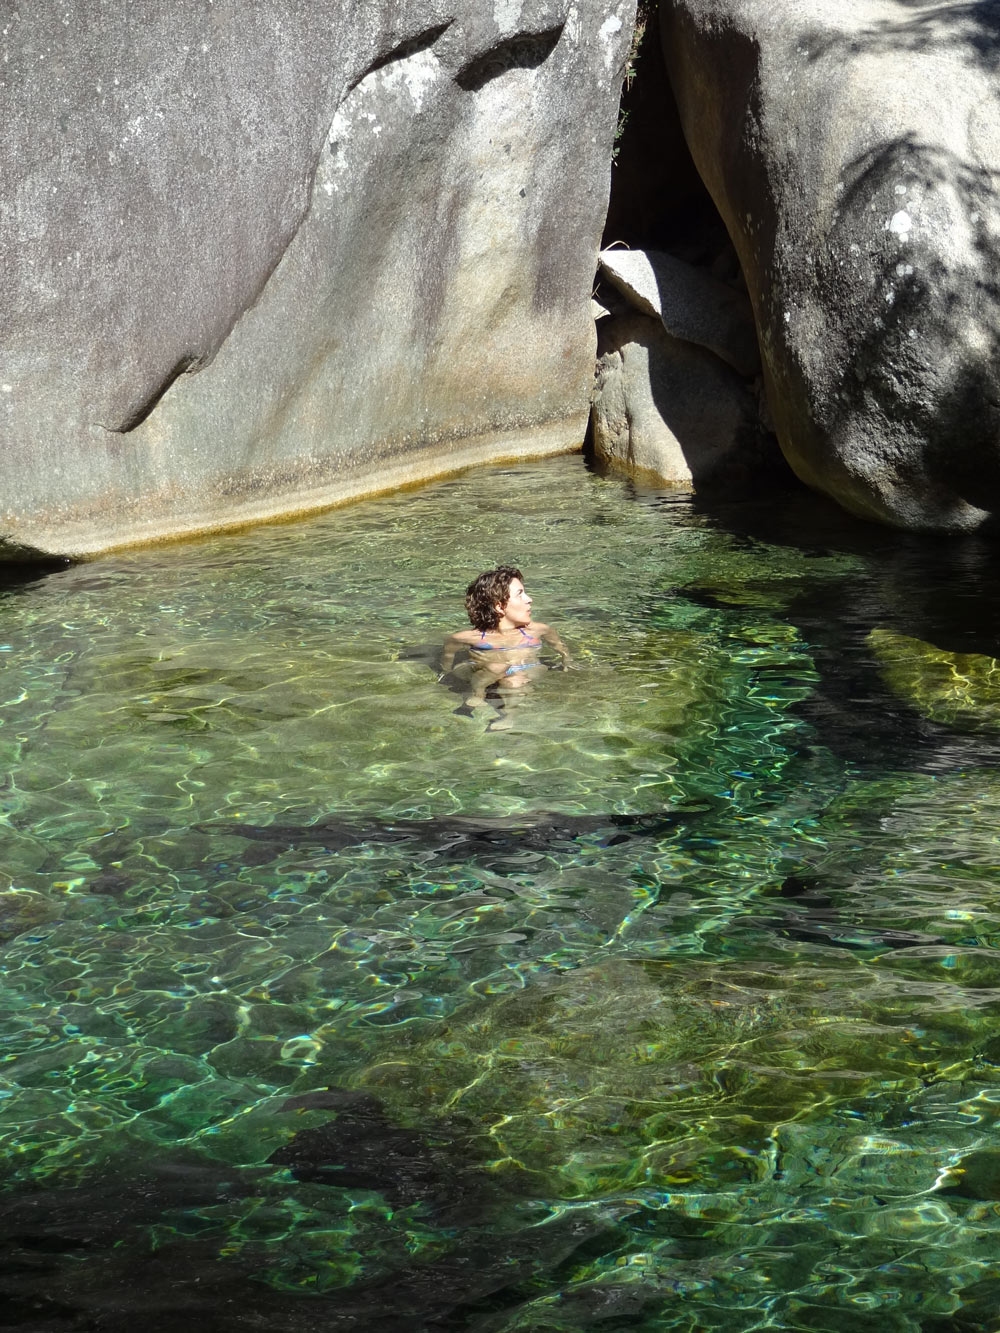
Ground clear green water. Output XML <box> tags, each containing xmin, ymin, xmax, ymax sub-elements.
<box><xmin>3</xmin><ymin>455</ymin><xmax>1000</xmax><ymax>1331</ymax></box>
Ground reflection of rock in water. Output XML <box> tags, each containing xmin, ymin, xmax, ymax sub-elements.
<box><xmin>677</xmin><ymin>577</ymin><xmax>937</xmax><ymax>771</ymax></box>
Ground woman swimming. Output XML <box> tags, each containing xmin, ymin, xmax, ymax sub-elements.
<box><xmin>439</xmin><ymin>566</ymin><xmax>570</xmax><ymax>709</ymax></box>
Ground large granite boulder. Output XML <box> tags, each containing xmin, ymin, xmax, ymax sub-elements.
<box><xmin>0</xmin><ymin>1</ymin><xmax>634</xmax><ymax>558</ymax></box>
<box><xmin>662</xmin><ymin>0</ymin><xmax>1000</xmax><ymax>533</ymax></box>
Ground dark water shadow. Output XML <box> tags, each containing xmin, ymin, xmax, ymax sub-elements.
<box><xmin>0</xmin><ymin>555</ymin><xmax>73</xmax><ymax>588</ymax></box>
<box><xmin>0</xmin><ymin>1087</ymin><xmax>621</xmax><ymax>1332</ymax></box>
<box><xmin>675</xmin><ymin>487</ymin><xmax>1000</xmax><ymax>772</ymax></box>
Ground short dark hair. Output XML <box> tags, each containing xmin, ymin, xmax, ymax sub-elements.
<box><xmin>465</xmin><ymin>566</ymin><xmax>523</xmax><ymax>631</ymax></box>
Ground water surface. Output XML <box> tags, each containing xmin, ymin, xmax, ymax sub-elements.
<box><xmin>3</xmin><ymin>455</ymin><xmax>1000</xmax><ymax>1331</ymax></box>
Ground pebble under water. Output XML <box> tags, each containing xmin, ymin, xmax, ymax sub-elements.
<box><xmin>3</xmin><ymin>455</ymin><xmax>1000</xmax><ymax>1331</ymax></box>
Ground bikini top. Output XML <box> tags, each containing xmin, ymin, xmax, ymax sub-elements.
<box><xmin>477</xmin><ymin>627</ymin><xmax>542</xmax><ymax>650</ymax></box>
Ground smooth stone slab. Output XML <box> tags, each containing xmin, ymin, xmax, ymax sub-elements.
<box><xmin>599</xmin><ymin>247</ymin><xmax>760</xmax><ymax>377</ymax></box>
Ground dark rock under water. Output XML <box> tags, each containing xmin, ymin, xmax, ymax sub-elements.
<box><xmin>199</xmin><ymin>807</ymin><xmax>694</xmax><ymax>863</ymax></box>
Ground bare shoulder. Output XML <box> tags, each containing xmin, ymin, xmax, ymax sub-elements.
<box><xmin>446</xmin><ymin>628</ymin><xmax>479</xmax><ymax>644</ymax></box>
<box><xmin>529</xmin><ymin>620</ymin><xmax>553</xmax><ymax>635</ymax></box>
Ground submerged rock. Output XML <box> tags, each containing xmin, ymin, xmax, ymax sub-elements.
<box><xmin>200</xmin><ymin>806</ymin><xmax>689</xmax><ymax>861</ymax></box>
<box><xmin>868</xmin><ymin>628</ymin><xmax>1000</xmax><ymax>733</ymax></box>
<box><xmin>0</xmin><ymin>1</ymin><xmax>634</xmax><ymax>559</ymax></box>
<box><xmin>356</xmin><ymin>953</ymin><xmax>946</xmax><ymax>1201</ymax></box>
<box><xmin>662</xmin><ymin>0</ymin><xmax>1000</xmax><ymax>533</ymax></box>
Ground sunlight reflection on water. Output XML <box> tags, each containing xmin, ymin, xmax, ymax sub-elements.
<box><xmin>2</xmin><ymin>456</ymin><xmax>1000</xmax><ymax>1329</ymax></box>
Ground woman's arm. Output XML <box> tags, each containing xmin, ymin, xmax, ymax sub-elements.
<box><xmin>439</xmin><ymin>633</ymin><xmax>468</xmax><ymax>676</ymax></box>
<box><xmin>537</xmin><ymin>622</ymin><xmax>571</xmax><ymax>669</ymax></box>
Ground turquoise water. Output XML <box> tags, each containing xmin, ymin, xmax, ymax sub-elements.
<box><xmin>3</xmin><ymin>455</ymin><xmax>1000</xmax><ymax>1330</ymax></box>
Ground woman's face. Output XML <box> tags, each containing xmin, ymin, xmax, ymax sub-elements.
<box><xmin>498</xmin><ymin>578</ymin><xmax>532</xmax><ymax>627</ymax></box>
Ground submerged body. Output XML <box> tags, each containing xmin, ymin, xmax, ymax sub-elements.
<box><xmin>440</xmin><ymin>566</ymin><xmax>569</xmax><ymax>710</ymax></box>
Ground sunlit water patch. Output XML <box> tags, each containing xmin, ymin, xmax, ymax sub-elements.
<box><xmin>3</xmin><ymin>456</ymin><xmax>1000</xmax><ymax>1330</ymax></box>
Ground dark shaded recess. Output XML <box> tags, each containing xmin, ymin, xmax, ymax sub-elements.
<box><xmin>0</xmin><ymin>548</ymin><xmax>72</xmax><ymax>577</ymax></box>
<box><xmin>595</xmin><ymin>7</ymin><xmax>786</xmax><ymax>496</ymax></box>
<box><xmin>602</xmin><ymin>5</ymin><xmax>725</xmax><ymax>256</ymax></box>
<box><xmin>347</xmin><ymin>21</ymin><xmax>452</xmax><ymax>93</ymax></box>
<box><xmin>455</xmin><ymin>26</ymin><xmax>562</xmax><ymax>92</ymax></box>
<box><xmin>114</xmin><ymin>355</ymin><xmax>201</xmax><ymax>433</ymax></box>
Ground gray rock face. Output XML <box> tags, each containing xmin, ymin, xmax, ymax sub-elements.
<box><xmin>0</xmin><ymin>1</ymin><xmax>634</xmax><ymax>557</ymax></box>
<box><xmin>591</xmin><ymin>312</ymin><xmax>760</xmax><ymax>483</ymax></box>
<box><xmin>662</xmin><ymin>0</ymin><xmax>1000</xmax><ymax>533</ymax></box>
<box><xmin>599</xmin><ymin>247</ymin><xmax>759</xmax><ymax>376</ymax></box>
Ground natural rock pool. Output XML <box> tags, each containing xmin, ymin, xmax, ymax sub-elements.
<box><xmin>3</xmin><ymin>454</ymin><xmax>1000</xmax><ymax>1330</ymax></box>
